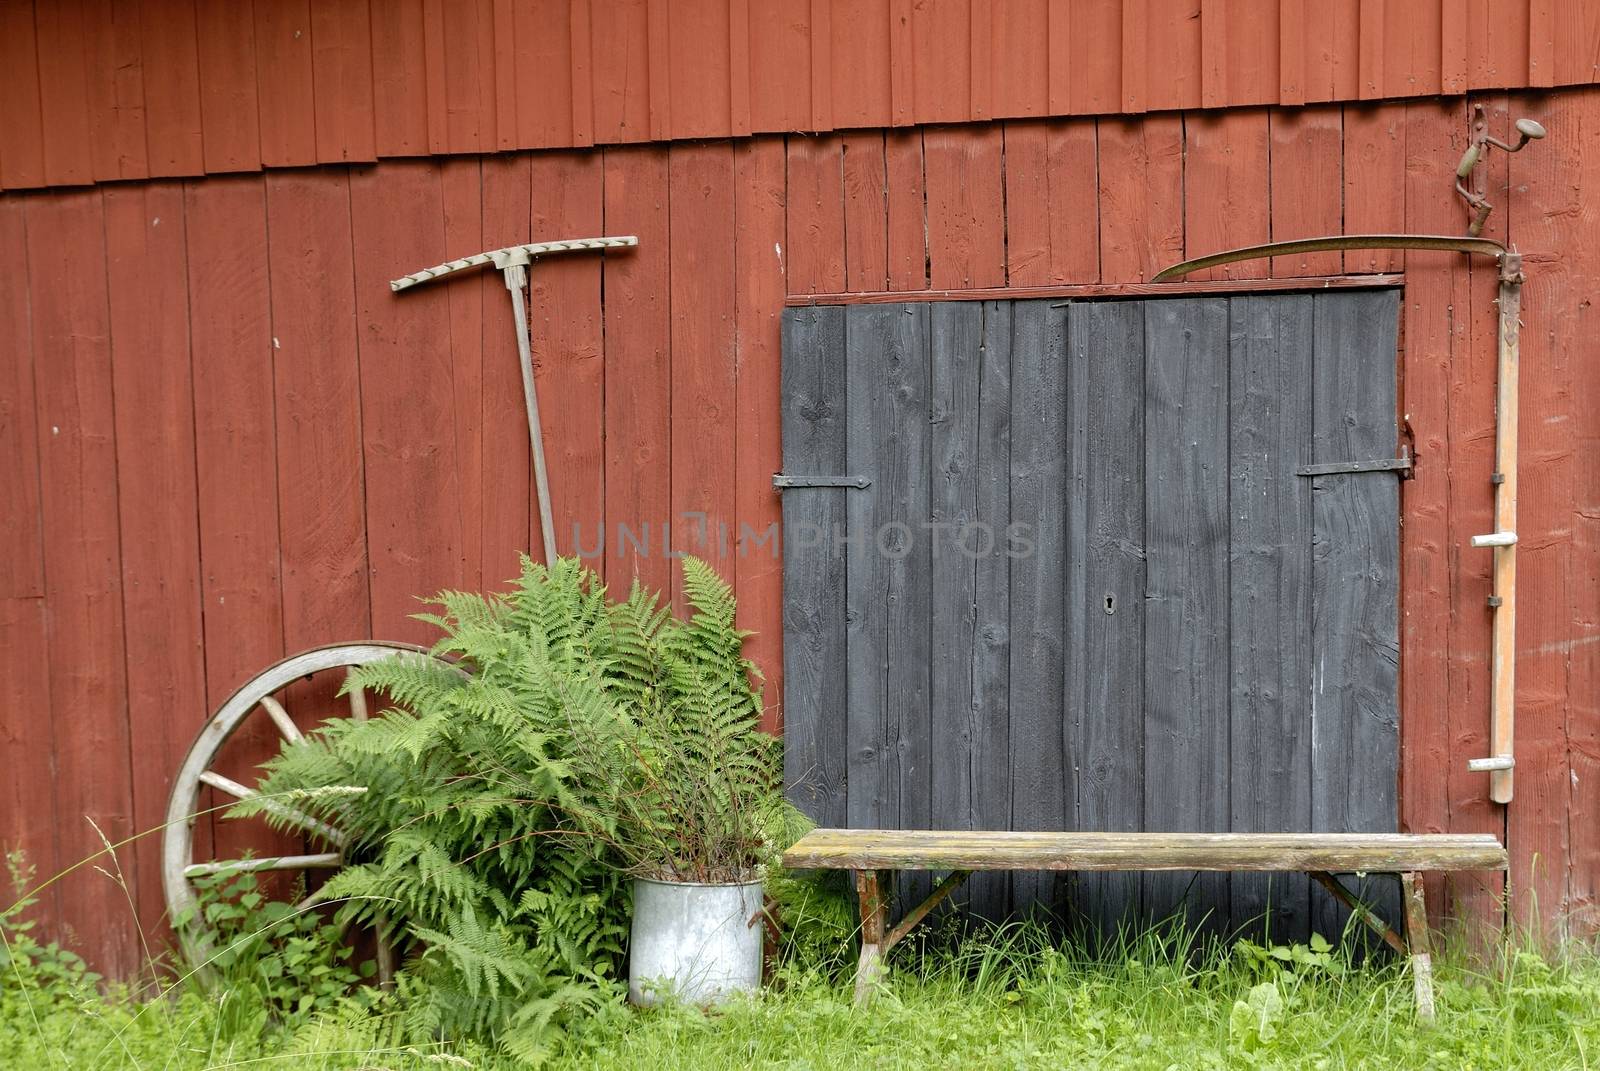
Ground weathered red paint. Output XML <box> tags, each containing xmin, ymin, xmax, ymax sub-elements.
<box><xmin>2</xmin><ymin>12</ymin><xmax>1597</xmax><ymax>971</ymax></box>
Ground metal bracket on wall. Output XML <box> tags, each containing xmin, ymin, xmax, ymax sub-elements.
<box><xmin>1156</xmin><ymin>235</ymin><xmax>1526</xmax><ymax>805</ymax></box>
<box><xmin>1297</xmin><ymin>456</ymin><xmax>1414</xmax><ymax>478</ymax></box>
<box><xmin>772</xmin><ymin>474</ymin><xmax>872</xmax><ymax>490</ymax></box>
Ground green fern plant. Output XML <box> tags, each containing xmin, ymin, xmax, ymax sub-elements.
<box><xmin>240</xmin><ymin>556</ymin><xmax>780</xmax><ymax>1063</ymax></box>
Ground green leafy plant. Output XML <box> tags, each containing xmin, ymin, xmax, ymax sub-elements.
<box><xmin>174</xmin><ymin>866</ymin><xmax>370</xmax><ymax>1035</ymax></box>
<box><xmin>0</xmin><ymin>852</ymin><xmax>99</xmax><ymax>999</ymax></box>
<box><xmin>241</xmin><ymin>556</ymin><xmax>779</xmax><ymax>1064</ymax></box>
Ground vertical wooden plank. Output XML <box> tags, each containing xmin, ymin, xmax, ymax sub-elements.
<box><xmin>885</xmin><ymin>129</ymin><xmax>927</xmax><ymax>290</ymax></box>
<box><xmin>781</xmin><ymin>305</ymin><xmax>848</xmax><ymax>826</ymax></box>
<box><xmin>420</xmin><ymin>0</ymin><xmax>448</xmax><ymax>152</ymax></box>
<box><xmin>0</xmin><ymin>199</ymin><xmax>44</xmax><ymax>599</ymax></box>
<box><xmin>785</xmin><ymin>135</ymin><xmax>846</xmax><ymax>295</ymax></box>
<box><xmin>991</xmin><ymin>0</ymin><xmax>1049</xmax><ymax>117</ymax></box>
<box><xmin>1200</xmin><ymin>0</ymin><xmax>1228</xmax><ymax>108</ymax></box>
<box><xmin>1526</xmin><ymin>0</ymin><xmax>1553</xmax><ymax>88</ymax></box>
<box><xmin>186</xmin><ymin>176</ymin><xmax>289</xmax><ymax>872</ymax></box>
<box><xmin>1268</xmin><ymin>107</ymin><xmax>1344</xmax><ymax>277</ymax></box>
<box><xmin>889</xmin><ymin>0</ymin><xmax>914</xmax><ymax>124</ymax></box>
<box><xmin>1073</xmin><ymin>300</ymin><xmax>1146</xmax><ymax>935</ymax></box>
<box><xmin>1001</xmin><ymin>122</ymin><xmax>1051</xmax><ymax>285</ymax></box>
<box><xmin>668</xmin><ymin>143</ymin><xmax>738</xmax><ymax>594</ymax></box>
<box><xmin>929</xmin><ymin>302</ymin><xmax>981</xmax><ymax>837</ymax></box>
<box><xmin>139</xmin><ymin>0</ymin><xmax>206</xmax><ymax>175</ymax></box>
<box><xmin>1097</xmin><ymin>115</ymin><xmax>1184</xmax><ymax>284</ymax></box>
<box><xmin>370</xmin><ymin>0</ymin><xmax>430</xmax><ymax>155</ymax></box>
<box><xmin>1007</xmin><ymin>299</ymin><xmax>1068</xmax><ymax>912</ymax></box>
<box><xmin>1383</xmin><ymin>0</ymin><xmax>1443</xmax><ymax>96</ymax></box>
<box><xmin>1469</xmin><ymin>0</ymin><xmax>1528</xmax><ymax>89</ymax></box>
<box><xmin>195</xmin><ymin>0</ymin><xmax>262</xmax><ymax>173</ymax></box>
<box><xmin>1279</xmin><ymin>0</ymin><xmax>1308</xmax><ymax>104</ymax></box>
<box><xmin>438</xmin><ymin>158</ymin><xmax>483</xmax><ymax>584</ymax></box>
<box><xmin>349</xmin><ymin>160</ymin><xmax>464</xmax><ymax>640</ymax></box>
<box><xmin>909</xmin><ymin>0</ymin><xmax>970</xmax><ymax>124</ymax></box>
<box><xmin>969</xmin><ymin>0</ymin><xmax>992</xmax><ymax>119</ymax></box>
<box><xmin>803</xmin><ymin>14</ymin><xmax>831</xmax><ymax>134</ymax></box>
<box><xmin>1119</xmin><ymin>0</ymin><xmax>1148</xmax><ymax>112</ymax></box>
<box><xmin>0</xmin><ymin>599</ymin><xmax>55</xmax><ymax>915</ymax></box>
<box><xmin>1309</xmin><ymin>289</ymin><xmax>1402</xmax><ymax>940</ymax></box>
<box><xmin>103</xmin><ymin>183</ymin><xmax>209</xmax><ymax>948</ymax></box>
<box><xmin>0</xmin><ymin>198</ymin><xmax>57</xmax><ymax>921</ymax></box>
<box><xmin>831</xmin><ymin>0</ymin><xmax>891</xmax><ymax>128</ymax></box>
<box><xmin>480</xmin><ymin>153</ymin><xmax>533</xmax><ymax>587</ymax></box>
<box><xmin>1222</xmin><ymin>0</ymin><xmax>1273</xmax><ymax>103</ymax></box>
<box><xmin>1357</xmin><ymin>0</ymin><xmax>1384</xmax><ymax>97</ymax></box>
<box><xmin>1004</xmin><ymin>119</ymin><xmax>1098</xmax><ymax>287</ymax></box>
<box><xmin>34</xmin><ymin>0</ymin><xmax>96</xmax><ymax>186</ymax></box>
<box><xmin>1506</xmin><ymin>92</ymin><xmax>1582</xmax><ymax>931</ymax></box>
<box><xmin>1397</xmin><ymin>96</ymin><xmax>1466</xmax><ymax>919</ymax></box>
<box><xmin>0</xmin><ymin>0</ymin><xmax>47</xmax><ymax>188</ymax></box>
<box><xmin>1144</xmin><ymin>0</ymin><xmax>1203</xmax><ymax>111</ymax></box>
<box><xmin>436</xmin><ymin>0</ymin><xmax>493</xmax><ymax>152</ymax></box>
<box><xmin>265</xmin><ymin>169</ymin><xmax>373</xmax><ymax>651</ymax></box>
<box><xmin>511</xmin><ymin>0</ymin><xmax>573</xmax><ymax>149</ymax></box>
<box><xmin>1552</xmin><ymin>0</ymin><xmax>1600</xmax><ymax>85</ymax></box>
<box><xmin>311</xmin><ymin>0</ymin><xmax>378</xmax><ymax>162</ymax></box>
<box><xmin>1440</xmin><ymin>0</ymin><xmax>1468</xmax><ymax>93</ymax></box>
<box><xmin>1558</xmin><ymin>90</ymin><xmax>1600</xmax><ymax>934</ymax></box>
<box><xmin>1228</xmin><ymin>294</ymin><xmax>1316</xmax><ymax>944</ymax></box>
<box><xmin>747</xmin><ymin>0</ymin><xmax>812</xmax><ymax>131</ymax></box>
<box><xmin>733</xmin><ymin>137</ymin><xmax>788</xmax><ymax>731</ymax></box>
<box><xmin>663</xmin><ymin>0</ymin><xmax>730</xmax><ymax>137</ymax></box>
<box><xmin>726</xmin><ymin>0</ymin><xmax>749</xmax><ymax>135</ymax></box>
<box><xmin>1067</xmin><ymin>0</ymin><xmax>1121</xmax><ymax>113</ymax></box>
<box><xmin>591</xmin><ymin>0</ymin><xmax>650</xmax><ymax>141</ymax></box>
<box><xmin>842</xmin><ymin>132</ymin><xmax>888</xmax><ymax>293</ymax></box>
<box><xmin>1305</xmin><ymin>0</ymin><xmax>1362</xmax><ymax>101</ymax></box>
<box><xmin>253</xmin><ymin>0</ymin><xmax>318</xmax><ymax>166</ymax></box>
<box><xmin>968</xmin><ymin>301</ymin><xmax>1013</xmax><ymax>917</ymax></box>
<box><xmin>28</xmin><ymin>190</ymin><xmax>139</xmax><ymax>976</ymax></box>
<box><xmin>924</xmin><ymin>125</ymin><xmax>1005</xmax><ymax>289</ymax></box>
<box><xmin>1142</xmin><ymin>296</ymin><xmax>1231</xmax><ymax>933</ymax></box>
<box><xmin>847</xmin><ymin>302</ymin><xmax>932</xmax><ymax>909</ymax></box>
<box><xmin>1184</xmin><ymin>110</ymin><xmax>1272</xmax><ymax>280</ymax></box>
<box><xmin>531</xmin><ymin>152</ymin><xmax>605</xmax><ymax>561</ymax></box>
<box><xmin>602</xmin><ymin>146</ymin><xmax>671</xmax><ymax>597</ymax></box>
<box><xmin>645</xmin><ymin>0</ymin><xmax>670</xmax><ymax>139</ymax></box>
<box><xmin>84</xmin><ymin>0</ymin><xmax>150</xmax><ymax>183</ymax></box>
<box><xmin>1342</xmin><ymin>103</ymin><xmax>1407</xmax><ymax>272</ymax></box>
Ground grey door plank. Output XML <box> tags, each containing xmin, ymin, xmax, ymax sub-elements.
<box><xmin>781</xmin><ymin>306</ymin><xmax>849</xmax><ymax>828</ymax></box>
<box><xmin>1008</xmin><ymin>299</ymin><xmax>1071</xmax><ymax>914</ymax></box>
<box><xmin>968</xmin><ymin>302</ymin><xmax>1015</xmax><ymax>919</ymax></box>
<box><xmin>930</xmin><ymin>301</ymin><xmax>982</xmax><ymax>842</ymax></box>
<box><xmin>1227</xmin><ymin>294</ymin><xmax>1316</xmax><ymax>943</ymax></box>
<box><xmin>1072</xmin><ymin>300</ymin><xmax>1147</xmax><ymax>937</ymax></box>
<box><xmin>1310</xmin><ymin>289</ymin><xmax>1403</xmax><ymax>942</ymax></box>
<box><xmin>1143</xmin><ymin>296</ymin><xmax>1232</xmax><ymax>934</ymax></box>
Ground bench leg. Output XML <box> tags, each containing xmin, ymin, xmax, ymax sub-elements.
<box><xmin>1401</xmin><ymin>872</ymin><xmax>1436</xmax><ymax>1023</ymax></box>
<box><xmin>854</xmin><ymin>869</ymin><xmax>889</xmax><ymax>1005</ymax></box>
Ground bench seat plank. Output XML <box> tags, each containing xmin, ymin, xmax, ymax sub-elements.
<box><xmin>783</xmin><ymin>829</ymin><xmax>1508</xmax><ymax>873</ymax></box>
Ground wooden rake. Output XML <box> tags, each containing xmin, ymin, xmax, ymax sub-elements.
<box><xmin>391</xmin><ymin>236</ymin><xmax>638</xmax><ymax>564</ymax></box>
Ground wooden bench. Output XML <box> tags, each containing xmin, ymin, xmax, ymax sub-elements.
<box><xmin>782</xmin><ymin>830</ymin><xmax>1510</xmax><ymax>1018</ymax></box>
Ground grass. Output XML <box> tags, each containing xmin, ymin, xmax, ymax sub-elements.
<box><xmin>5</xmin><ymin>914</ymin><xmax>1598</xmax><ymax>1070</ymax></box>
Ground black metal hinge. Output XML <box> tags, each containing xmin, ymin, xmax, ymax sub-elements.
<box><xmin>1296</xmin><ymin>455</ymin><xmax>1414</xmax><ymax>478</ymax></box>
<box><xmin>771</xmin><ymin>474</ymin><xmax>872</xmax><ymax>490</ymax></box>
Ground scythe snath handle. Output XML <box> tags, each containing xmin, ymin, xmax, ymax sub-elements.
<box><xmin>391</xmin><ymin>235</ymin><xmax>639</xmax><ymax>565</ymax></box>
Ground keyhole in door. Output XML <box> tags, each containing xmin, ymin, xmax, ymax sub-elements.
<box><xmin>1104</xmin><ymin>594</ymin><xmax>1116</xmax><ymax>615</ymax></box>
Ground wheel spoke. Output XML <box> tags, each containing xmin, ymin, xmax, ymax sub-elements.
<box><xmin>198</xmin><ymin>770</ymin><xmax>348</xmax><ymax>847</ymax></box>
<box><xmin>347</xmin><ymin>668</ymin><xmax>368</xmax><ymax>722</ymax></box>
<box><xmin>258</xmin><ymin>695</ymin><xmax>303</xmax><ymax>744</ymax></box>
<box><xmin>183</xmin><ymin>852</ymin><xmax>342</xmax><ymax>878</ymax></box>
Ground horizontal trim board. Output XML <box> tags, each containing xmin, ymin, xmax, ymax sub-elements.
<box><xmin>783</xmin><ymin>830</ymin><xmax>1510</xmax><ymax>873</ymax></box>
<box><xmin>785</xmin><ymin>275</ymin><xmax>1405</xmax><ymax>307</ymax></box>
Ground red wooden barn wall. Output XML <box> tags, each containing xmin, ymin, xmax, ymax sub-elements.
<box><xmin>3</xmin><ymin>88</ymin><xmax>1599</xmax><ymax>975</ymax></box>
<box><xmin>2</xmin><ymin>0</ymin><xmax>1598</xmax><ymax>191</ymax></box>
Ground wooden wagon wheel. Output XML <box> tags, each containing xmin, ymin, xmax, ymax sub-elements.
<box><xmin>162</xmin><ymin>641</ymin><xmax>442</xmax><ymax>976</ymax></box>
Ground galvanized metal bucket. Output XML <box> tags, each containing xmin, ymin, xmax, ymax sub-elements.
<box><xmin>627</xmin><ymin>876</ymin><xmax>763</xmax><ymax>1007</ymax></box>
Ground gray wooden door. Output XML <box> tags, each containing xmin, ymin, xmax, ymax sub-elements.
<box><xmin>780</xmin><ymin>291</ymin><xmax>1403</xmax><ymax>938</ymax></box>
